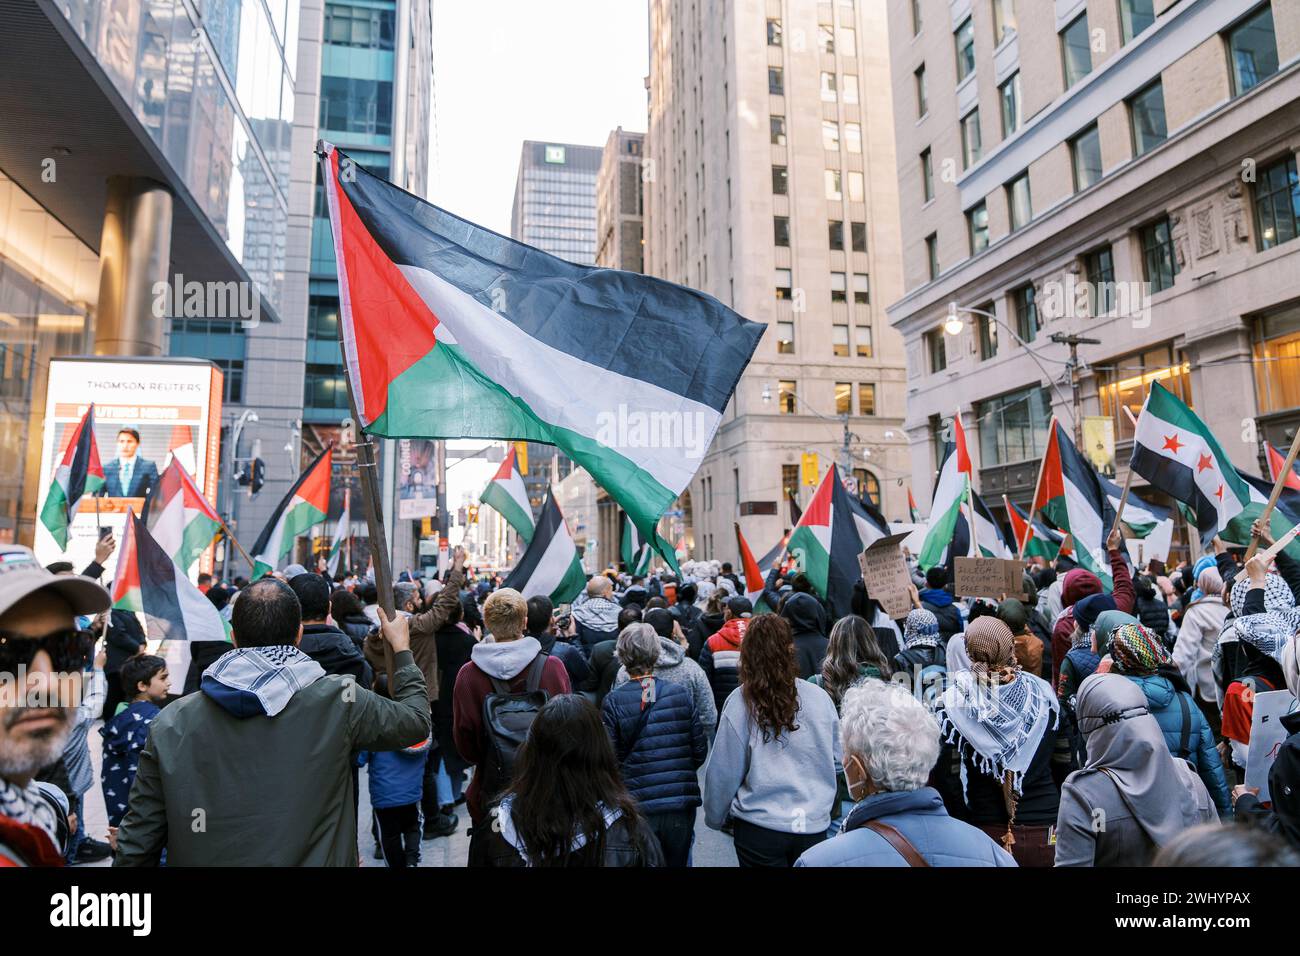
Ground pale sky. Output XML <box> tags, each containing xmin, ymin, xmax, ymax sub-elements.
<box><xmin>427</xmin><ymin>0</ymin><xmax>650</xmax><ymax>235</ymax></box>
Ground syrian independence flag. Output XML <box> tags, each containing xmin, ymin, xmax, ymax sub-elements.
<box><xmin>1265</xmin><ymin>441</ymin><xmax>1300</xmax><ymax>492</ymax></box>
<box><xmin>480</xmin><ymin>444</ymin><xmax>534</xmax><ymax>543</ymax></box>
<box><xmin>319</xmin><ymin>144</ymin><xmax>764</xmax><ymax>573</ymax></box>
<box><xmin>620</xmin><ymin>513</ymin><xmax>653</xmax><ymax>575</ymax></box>
<box><xmin>788</xmin><ymin>464</ymin><xmax>873</xmax><ymax>617</ymax></box>
<box><xmin>1005</xmin><ymin>496</ymin><xmax>1063</xmax><ymax>560</ymax></box>
<box><xmin>250</xmin><ymin>444</ymin><xmax>333</xmax><ymax>579</ymax></box>
<box><xmin>502</xmin><ymin>487</ymin><xmax>586</xmax><ymax>605</ymax></box>
<box><xmin>1130</xmin><ymin>381</ymin><xmax>1251</xmax><ymax>551</ymax></box>
<box><xmin>1033</xmin><ymin>418</ymin><xmax>1115</xmax><ymax>589</ymax></box>
<box><xmin>327</xmin><ymin>489</ymin><xmax>351</xmax><ymax>578</ymax></box>
<box><xmin>40</xmin><ymin>404</ymin><xmax>105</xmax><ymax>549</ymax></box>
<box><xmin>112</xmin><ymin>510</ymin><xmax>229</xmax><ymax>644</ymax></box>
<box><xmin>143</xmin><ymin>460</ymin><xmax>222</xmax><ymax>574</ymax></box>
<box><xmin>908</xmin><ymin>486</ymin><xmax>922</xmax><ymax>523</ymax></box>
<box><xmin>1098</xmin><ymin>473</ymin><xmax>1171</xmax><ymax>540</ymax></box>
<box><xmin>918</xmin><ymin>412</ymin><xmax>973</xmax><ymax>570</ymax></box>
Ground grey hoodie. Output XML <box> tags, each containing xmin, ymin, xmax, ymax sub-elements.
<box><xmin>614</xmin><ymin>636</ymin><xmax>717</xmax><ymax>739</ymax></box>
<box><xmin>470</xmin><ymin>635</ymin><xmax>543</xmax><ymax>680</ymax></box>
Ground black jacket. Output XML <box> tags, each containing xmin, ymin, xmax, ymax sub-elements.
<box><xmin>433</xmin><ymin>623</ymin><xmax>475</xmax><ymax>755</ymax></box>
<box><xmin>919</xmin><ymin>591</ymin><xmax>964</xmax><ymax>643</ymax></box>
<box><xmin>1235</xmin><ymin>710</ymin><xmax>1300</xmax><ymax>850</ymax></box>
<box><xmin>601</xmin><ymin>678</ymin><xmax>706</xmax><ymax>813</ymax></box>
<box><xmin>533</xmin><ymin>630</ymin><xmax>591</xmax><ymax>690</ymax></box>
<box><xmin>584</xmin><ymin>639</ymin><xmax>622</xmax><ymax>703</ymax></box>
<box><xmin>686</xmin><ymin>612</ymin><xmax>724</xmax><ymax>661</ymax></box>
<box><xmin>336</xmin><ymin>614</ymin><xmax>374</xmax><ymax>653</ymax></box>
<box><xmin>299</xmin><ymin>622</ymin><xmax>372</xmax><ymax>686</ymax></box>
<box><xmin>931</xmin><ymin>716</ymin><xmax>1062</xmax><ymax>827</ymax></box>
<box><xmin>481</xmin><ymin>811</ymin><xmax>664</xmax><ymax>867</ymax></box>
<box><xmin>669</xmin><ymin>601</ymin><xmax>702</xmax><ymax>642</ymax></box>
<box><xmin>782</xmin><ymin>593</ymin><xmax>829</xmax><ymax>679</ymax></box>
<box><xmin>104</xmin><ymin>609</ymin><xmax>146</xmax><ymax>675</ymax></box>
<box><xmin>1134</xmin><ymin>595</ymin><xmax>1171</xmax><ymax>640</ymax></box>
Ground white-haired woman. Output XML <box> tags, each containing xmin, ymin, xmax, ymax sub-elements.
<box><xmin>797</xmin><ymin>679</ymin><xmax>1016</xmax><ymax>867</ymax></box>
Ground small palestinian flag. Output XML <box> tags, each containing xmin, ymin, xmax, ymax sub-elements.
<box><xmin>250</xmin><ymin>444</ymin><xmax>333</xmax><ymax>579</ymax></box>
<box><xmin>1004</xmin><ymin>496</ymin><xmax>1062</xmax><ymax>560</ymax></box>
<box><xmin>112</xmin><ymin>510</ymin><xmax>229</xmax><ymax>644</ymax></box>
<box><xmin>480</xmin><ymin>444</ymin><xmax>534</xmax><ymax>543</ymax></box>
<box><xmin>501</xmin><ymin>487</ymin><xmax>586</xmax><ymax>605</ymax></box>
<box><xmin>621</xmin><ymin>513</ymin><xmax>653</xmax><ymax>575</ymax></box>
<box><xmin>327</xmin><ymin>489</ymin><xmax>351</xmax><ymax>578</ymax></box>
<box><xmin>144</xmin><ymin>460</ymin><xmax>222</xmax><ymax>574</ymax></box>
<box><xmin>734</xmin><ymin>522</ymin><xmax>766</xmax><ymax>608</ymax></box>
<box><xmin>1033</xmin><ymin>418</ymin><xmax>1114</xmax><ymax>589</ymax></box>
<box><xmin>40</xmin><ymin>404</ymin><xmax>105</xmax><ymax>549</ymax></box>
<box><xmin>1265</xmin><ymin>440</ymin><xmax>1300</xmax><ymax>492</ymax></box>
<box><xmin>918</xmin><ymin>412</ymin><xmax>973</xmax><ymax>570</ymax></box>
<box><xmin>164</xmin><ymin>423</ymin><xmax>197</xmax><ymax>477</ymax></box>
<box><xmin>788</xmin><ymin>463</ymin><xmax>869</xmax><ymax>618</ymax></box>
<box><xmin>908</xmin><ymin>486</ymin><xmax>922</xmax><ymax>523</ymax></box>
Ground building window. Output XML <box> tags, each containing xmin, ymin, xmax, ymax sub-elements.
<box><xmin>820</xmin><ymin>72</ymin><xmax>838</xmax><ymax>103</ymax></box>
<box><xmin>838</xmin><ymin>25</ymin><xmax>857</xmax><ymax>57</ymax></box>
<box><xmin>926</xmin><ymin>233</ymin><xmax>939</xmax><ymax>280</ymax></box>
<box><xmin>818</xmin><ymin>23</ymin><xmax>835</xmax><ymax>54</ymax></box>
<box><xmin>851</xmin><ymin>222</ymin><xmax>867</xmax><ymax>253</ymax></box>
<box><xmin>915</xmin><ymin>65</ymin><xmax>928</xmax><ymax>117</ymax></box>
<box><xmin>829</xmin><ymin>220</ymin><xmax>845</xmax><ymax>249</ymax></box>
<box><xmin>1254</xmin><ymin>154</ymin><xmax>1300</xmax><ymax>251</ymax></box>
<box><xmin>1140</xmin><ymin>217</ymin><xmax>1178</xmax><ymax>293</ymax></box>
<box><xmin>831</xmin><ymin>271</ymin><xmax>847</xmax><ymax>303</ymax></box>
<box><xmin>822</xmin><ymin>121</ymin><xmax>840</xmax><ymax>150</ymax></box>
<box><xmin>856</xmin><ymin>469</ymin><xmax>882</xmax><ymax>506</ymax></box>
<box><xmin>767</xmin><ymin>17</ymin><xmax>783</xmax><ymax>46</ymax></box>
<box><xmin>859</xmin><ymin>383</ymin><xmax>876</xmax><ymax>416</ymax></box>
<box><xmin>853</xmin><ymin>273</ymin><xmax>870</xmax><ymax>305</ymax></box>
<box><xmin>911</xmin><ymin>0</ymin><xmax>922</xmax><ymax>35</ymax></box>
<box><xmin>772</xmin><ymin>165</ymin><xmax>788</xmax><ymax>195</ymax></box>
<box><xmin>920</xmin><ymin>148</ymin><xmax>934</xmax><ymax>202</ymax></box>
<box><xmin>1061</xmin><ymin>14</ymin><xmax>1092</xmax><ymax>89</ymax></box>
<box><xmin>856</xmin><ymin>321</ymin><xmax>873</xmax><ymax>357</ymax></box>
<box><xmin>1007</xmin><ymin>172</ymin><xmax>1032</xmax><ymax>231</ymax></box>
<box><xmin>993</xmin><ymin>0</ymin><xmax>1017</xmax><ymax>43</ymax></box>
<box><xmin>319</xmin><ymin>77</ymin><xmax>393</xmax><ymax>136</ymax></box>
<box><xmin>1000</xmin><ymin>72</ymin><xmax>1021</xmax><ymax>137</ymax></box>
<box><xmin>1227</xmin><ymin>4</ymin><xmax>1279</xmax><ymax>96</ymax></box>
<box><xmin>324</xmin><ymin>4</ymin><xmax>396</xmax><ymax>49</ymax></box>
<box><xmin>1253</xmin><ymin>310</ymin><xmax>1300</xmax><ymax>414</ymax></box>
<box><xmin>768</xmin><ymin>68</ymin><xmax>784</xmax><ymax>95</ymax></box>
<box><xmin>1013</xmin><ymin>284</ymin><xmax>1040</xmax><ymax>342</ymax></box>
<box><xmin>967</xmin><ymin>201</ymin><xmax>989</xmax><ymax>254</ymax></box>
<box><xmin>774</xmin><ymin>216</ymin><xmax>790</xmax><ymax>246</ymax></box>
<box><xmin>960</xmin><ymin>109</ymin><xmax>982</xmax><ymax>169</ymax></box>
<box><xmin>1086</xmin><ymin>245</ymin><xmax>1117</xmax><ymax>315</ymax></box>
<box><xmin>978</xmin><ymin>387</ymin><xmax>1053</xmax><ymax>465</ymax></box>
<box><xmin>1120</xmin><ymin>0</ymin><xmax>1155</xmax><ymax>44</ymax></box>
<box><xmin>778</xmin><ymin>380</ymin><xmax>797</xmax><ymax>414</ymax></box>
<box><xmin>783</xmin><ymin>464</ymin><xmax>800</xmax><ymax>500</ymax></box>
<box><xmin>771</xmin><ymin>116</ymin><xmax>787</xmax><ymax>145</ymax></box>
<box><xmin>825</xmin><ymin>169</ymin><xmax>843</xmax><ymax>201</ymax></box>
<box><xmin>847</xmin><ymin>171</ymin><xmax>865</xmax><ymax>203</ymax></box>
<box><xmin>1130</xmin><ymin>80</ymin><xmax>1167</xmax><ymax>156</ymax></box>
<box><xmin>833</xmin><ymin>326</ymin><xmax>850</xmax><ymax>358</ymax></box>
<box><xmin>926</xmin><ymin>327</ymin><xmax>947</xmax><ymax>372</ymax></box>
<box><xmin>1071</xmin><ymin>124</ymin><xmax>1103</xmax><ymax>191</ymax></box>
<box><xmin>977</xmin><ymin>308</ymin><xmax>998</xmax><ymax>361</ymax></box>
<box><xmin>216</xmin><ymin>359</ymin><xmax>245</xmax><ymax>405</ymax></box>
<box><xmin>776</xmin><ymin>321</ymin><xmax>795</xmax><ymax>354</ymax></box>
<box><xmin>955</xmin><ymin>17</ymin><xmax>975</xmax><ymax>82</ymax></box>
<box><xmin>308</xmin><ymin>296</ymin><xmax>340</xmax><ymax>341</ymax></box>
<box><xmin>774</xmin><ymin>268</ymin><xmax>793</xmax><ymax>299</ymax></box>
<box><xmin>843</xmin><ymin>75</ymin><xmax>859</xmax><ymax>105</ymax></box>
<box><xmin>835</xmin><ymin>383</ymin><xmax>852</xmax><ymax>414</ymax></box>
<box><xmin>1098</xmin><ymin>345</ymin><xmax>1191</xmax><ymax>441</ymax></box>
<box><xmin>304</xmin><ymin>364</ymin><xmax>350</xmax><ymax>413</ymax></box>
<box><xmin>845</xmin><ymin>122</ymin><xmax>863</xmax><ymax>154</ymax></box>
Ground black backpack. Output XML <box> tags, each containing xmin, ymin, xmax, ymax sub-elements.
<box><xmin>479</xmin><ymin>654</ymin><xmax>551</xmax><ymax>805</ymax></box>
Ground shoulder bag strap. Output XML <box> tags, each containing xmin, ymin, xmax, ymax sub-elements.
<box><xmin>1175</xmin><ymin>691</ymin><xmax>1192</xmax><ymax>759</ymax></box>
<box><xmin>862</xmin><ymin>819</ymin><xmax>931</xmax><ymax>867</ymax></box>
<box><xmin>524</xmin><ymin>653</ymin><xmax>548</xmax><ymax>693</ymax></box>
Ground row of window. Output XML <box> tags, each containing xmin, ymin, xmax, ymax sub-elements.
<box><xmin>774</xmin><ymin>217</ymin><xmax>868</xmax><ymax>253</ymax></box>
<box><xmin>781</xmin><ymin>463</ymin><xmax>882</xmax><ymax>508</ymax></box>
<box><xmin>774</xmin><ymin>269</ymin><xmax>870</xmax><ymax>303</ymax></box>
<box><xmin>767</xmin><ymin>17</ymin><xmax>858</xmax><ymax>59</ymax></box>
<box><xmin>774</xmin><ymin>314</ymin><xmax>873</xmax><ymax>359</ymax></box>
<box><xmin>767</xmin><ymin>67</ymin><xmax>861</xmax><ymax>105</ymax></box>
<box><xmin>774</xmin><ymin>380</ymin><xmax>876</xmax><ymax>417</ymax></box>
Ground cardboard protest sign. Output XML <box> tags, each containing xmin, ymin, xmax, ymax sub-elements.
<box><xmin>1246</xmin><ymin>689</ymin><xmax>1299</xmax><ymax>803</ymax></box>
<box><xmin>857</xmin><ymin>532</ymin><xmax>913</xmax><ymax>619</ymax></box>
<box><xmin>953</xmin><ymin>557</ymin><xmax>1027</xmax><ymax>600</ymax></box>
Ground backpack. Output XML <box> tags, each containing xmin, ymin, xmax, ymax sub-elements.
<box><xmin>479</xmin><ymin>654</ymin><xmax>551</xmax><ymax>806</ymax></box>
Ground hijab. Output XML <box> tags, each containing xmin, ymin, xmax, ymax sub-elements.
<box><xmin>1091</xmin><ymin>609</ymin><xmax>1138</xmax><ymax>656</ymax></box>
<box><xmin>1109</xmin><ymin>622</ymin><xmax>1171</xmax><ymax>675</ymax></box>
<box><xmin>904</xmin><ymin>608</ymin><xmax>941</xmax><ymax>649</ymax></box>
<box><xmin>1072</xmin><ymin>674</ymin><xmax>1205</xmax><ymax>848</ymax></box>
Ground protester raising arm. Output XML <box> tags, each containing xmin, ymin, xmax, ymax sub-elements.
<box><xmin>408</xmin><ymin>547</ymin><xmax>467</xmax><ymax>637</ymax></box>
<box><xmin>1251</xmin><ymin>520</ymin><xmax>1300</xmax><ymax>606</ymax></box>
<box><xmin>1107</xmin><ymin>529</ymin><xmax>1135</xmax><ymax>615</ymax></box>
<box><xmin>349</xmin><ymin>609</ymin><xmax>432</xmax><ymax>753</ymax></box>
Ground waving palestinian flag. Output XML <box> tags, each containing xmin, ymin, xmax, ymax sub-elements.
<box><xmin>480</xmin><ymin>444</ymin><xmax>534</xmax><ymax>543</ymax></box>
<box><xmin>1033</xmin><ymin>418</ymin><xmax>1114</xmax><ymax>588</ymax></box>
<box><xmin>908</xmin><ymin>486</ymin><xmax>922</xmax><ymax>523</ymax></box>
<box><xmin>734</xmin><ymin>522</ymin><xmax>768</xmax><ymax>609</ymax></box>
<box><xmin>788</xmin><ymin>464</ymin><xmax>872</xmax><ymax>617</ymax></box>
<box><xmin>112</xmin><ymin>510</ymin><xmax>228</xmax><ymax>643</ymax></box>
<box><xmin>318</xmin><ymin>144</ymin><xmax>763</xmax><ymax>574</ymax></box>
<box><xmin>250</xmin><ymin>445</ymin><xmax>333</xmax><ymax>579</ymax></box>
<box><xmin>1005</xmin><ymin>496</ymin><xmax>1062</xmax><ymax>560</ymax></box>
<box><xmin>1098</xmin><ymin>473</ymin><xmax>1170</xmax><ymax>540</ymax></box>
<box><xmin>1265</xmin><ymin>440</ymin><xmax>1300</xmax><ymax>492</ymax></box>
<box><xmin>144</xmin><ymin>460</ymin><xmax>222</xmax><ymax>574</ymax></box>
<box><xmin>918</xmin><ymin>412</ymin><xmax>973</xmax><ymax>570</ymax></box>
<box><xmin>40</xmin><ymin>404</ymin><xmax>105</xmax><ymax>550</ymax></box>
<box><xmin>621</xmin><ymin>513</ymin><xmax>653</xmax><ymax>575</ymax></box>
<box><xmin>326</xmin><ymin>489</ymin><xmax>351</xmax><ymax>578</ymax></box>
<box><xmin>502</xmin><ymin>487</ymin><xmax>586</xmax><ymax>605</ymax></box>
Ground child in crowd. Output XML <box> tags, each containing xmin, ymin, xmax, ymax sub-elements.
<box><xmin>100</xmin><ymin>654</ymin><xmax>169</xmax><ymax>829</ymax></box>
<box><xmin>358</xmin><ymin>675</ymin><xmax>432</xmax><ymax>867</ymax></box>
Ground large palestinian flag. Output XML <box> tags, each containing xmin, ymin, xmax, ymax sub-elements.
<box><xmin>621</xmin><ymin>513</ymin><xmax>653</xmax><ymax>575</ymax></box>
<box><xmin>112</xmin><ymin>510</ymin><xmax>228</xmax><ymax>644</ymax></box>
<box><xmin>918</xmin><ymin>413</ymin><xmax>973</xmax><ymax>570</ymax></box>
<box><xmin>480</xmin><ymin>444</ymin><xmax>534</xmax><ymax>543</ymax></box>
<box><xmin>250</xmin><ymin>444</ymin><xmax>333</xmax><ymax>579</ymax></box>
<box><xmin>319</xmin><ymin>143</ymin><xmax>764</xmax><ymax>572</ymax></box>
<box><xmin>501</xmin><ymin>487</ymin><xmax>586</xmax><ymax>605</ymax></box>
<box><xmin>1033</xmin><ymin>418</ymin><xmax>1114</xmax><ymax>589</ymax></box>
<box><xmin>788</xmin><ymin>464</ymin><xmax>871</xmax><ymax>617</ymax></box>
<box><xmin>39</xmin><ymin>404</ymin><xmax>105</xmax><ymax>549</ymax></box>
<box><xmin>144</xmin><ymin>460</ymin><xmax>222</xmax><ymax>574</ymax></box>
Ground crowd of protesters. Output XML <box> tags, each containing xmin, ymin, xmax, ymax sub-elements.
<box><xmin>4</xmin><ymin>517</ymin><xmax>1300</xmax><ymax>869</ymax></box>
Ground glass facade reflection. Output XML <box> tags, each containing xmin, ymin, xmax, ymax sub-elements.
<box><xmin>511</xmin><ymin>142</ymin><xmax>603</xmax><ymax>265</ymax></box>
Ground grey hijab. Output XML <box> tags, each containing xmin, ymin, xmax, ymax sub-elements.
<box><xmin>1073</xmin><ymin>674</ymin><xmax>1204</xmax><ymax>848</ymax></box>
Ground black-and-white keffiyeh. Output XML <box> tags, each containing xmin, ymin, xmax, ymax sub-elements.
<box><xmin>1230</xmin><ymin>572</ymin><xmax>1294</xmax><ymax>618</ymax></box>
<box><xmin>938</xmin><ymin>670</ymin><xmax>1059</xmax><ymax>792</ymax></box>
<box><xmin>0</xmin><ymin>778</ymin><xmax>58</xmax><ymax>847</ymax></box>
<box><xmin>493</xmin><ymin>795</ymin><xmax>623</xmax><ymax>866</ymax></box>
<box><xmin>1233</xmin><ymin>611</ymin><xmax>1300</xmax><ymax>665</ymax></box>
<box><xmin>201</xmin><ymin>645</ymin><xmax>325</xmax><ymax>717</ymax></box>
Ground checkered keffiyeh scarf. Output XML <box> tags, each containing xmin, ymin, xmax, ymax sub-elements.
<box><xmin>1233</xmin><ymin>612</ymin><xmax>1300</xmax><ymax>665</ymax></box>
<box><xmin>1109</xmin><ymin>623</ymin><xmax>1171</xmax><ymax>675</ymax></box>
<box><xmin>202</xmin><ymin>645</ymin><xmax>325</xmax><ymax>717</ymax></box>
<box><xmin>904</xmin><ymin>608</ymin><xmax>941</xmax><ymax>648</ymax></box>
<box><xmin>1230</xmin><ymin>573</ymin><xmax>1294</xmax><ymax>618</ymax></box>
<box><xmin>0</xmin><ymin>779</ymin><xmax>58</xmax><ymax>848</ymax></box>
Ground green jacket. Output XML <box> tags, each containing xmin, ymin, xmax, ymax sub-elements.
<box><xmin>113</xmin><ymin>649</ymin><xmax>430</xmax><ymax>867</ymax></box>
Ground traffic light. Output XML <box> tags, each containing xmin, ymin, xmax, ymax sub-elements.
<box><xmin>249</xmin><ymin>457</ymin><xmax>265</xmax><ymax>496</ymax></box>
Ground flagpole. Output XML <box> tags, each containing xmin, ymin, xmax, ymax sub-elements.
<box><xmin>1020</xmin><ymin>421</ymin><xmax>1054</xmax><ymax>561</ymax></box>
<box><xmin>1110</xmin><ymin>467</ymin><xmax>1135</xmax><ymax>538</ymax></box>
<box><xmin>1247</xmin><ymin>427</ymin><xmax>1300</xmax><ymax>560</ymax></box>
<box><xmin>957</xmin><ymin>408</ymin><xmax>978</xmax><ymax>557</ymax></box>
<box><xmin>217</xmin><ymin>516</ymin><xmax>256</xmax><ymax>574</ymax></box>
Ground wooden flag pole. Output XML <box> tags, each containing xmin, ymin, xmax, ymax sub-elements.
<box><xmin>217</xmin><ymin>517</ymin><xmax>256</xmax><ymax>573</ymax></box>
<box><xmin>1246</xmin><ymin>427</ymin><xmax>1300</xmax><ymax>560</ymax></box>
<box><xmin>1259</xmin><ymin>517</ymin><xmax>1300</xmax><ymax>564</ymax></box>
<box><xmin>1020</xmin><ymin>420</ymin><xmax>1055</xmax><ymax>560</ymax></box>
<box><xmin>1109</xmin><ymin>467</ymin><xmax>1135</xmax><ymax>538</ymax></box>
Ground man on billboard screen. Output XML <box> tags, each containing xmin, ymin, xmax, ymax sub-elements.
<box><xmin>101</xmin><ymin>427</ymin><xmax>160</xmax><ymax>499</ymax></box>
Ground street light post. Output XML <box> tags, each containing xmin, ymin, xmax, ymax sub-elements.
<box><xmin>224</xmin><ymin>409</ymin><xmax>259</xmax><ymax>581</ymax></box>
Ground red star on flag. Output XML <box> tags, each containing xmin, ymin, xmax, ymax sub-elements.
<box><xmin>1163</xmin><ymin>434</ymin><xmax>1184</xmax><ymax>454</ymax></box>
<box><xmin>1196</xmin><ymin>453</ymin><xmax>1214</xmax><ymax>473</ymax></box>
<box><xmin>1215</xmin><ymin>484</ymin><xmax>1225</xmax><ymax>501</ymax></box>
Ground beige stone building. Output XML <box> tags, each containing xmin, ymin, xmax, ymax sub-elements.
<box><xmin>646</xmin><ymin>0</ymin><xmax>910</xmax><ymax>564</ymax></box>
<box><xmin>885</xmin><ymin>0</ymin><xmax>1300</xmax><ymax>561</ymax></box>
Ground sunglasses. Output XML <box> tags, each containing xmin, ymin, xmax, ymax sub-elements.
<box><xmin>0</xmin><ymin>628</ymin><xmax>95</xmax><ymax>675</ymax></box>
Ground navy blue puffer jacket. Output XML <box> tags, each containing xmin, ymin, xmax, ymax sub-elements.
<box><xmin>601</xmin><ymin>676</ymin><xmax>707</xmax><ymax>814</ymax></box>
